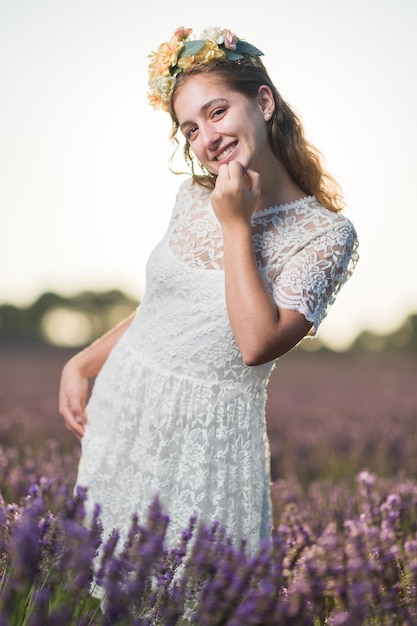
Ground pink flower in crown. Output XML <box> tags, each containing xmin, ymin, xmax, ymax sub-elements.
<box><xmin>173</xmin><ymin>26</ymin><xmax>193</xmax><ymax>41</ymax></box>
<box><xmin>223</xmin><ymin>29</ymin><xmax>237</xmax><ymax>51</ymax></box>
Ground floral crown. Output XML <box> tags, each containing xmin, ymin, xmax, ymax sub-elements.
<box><xmin>147</xmin><ymin>26</ymin><xmax>264</xmax><ymax>112</ymax></box>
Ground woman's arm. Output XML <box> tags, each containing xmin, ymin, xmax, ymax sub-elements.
<box><xmin>212</xmin><ymin>163</ymin><xmax>312</xmax><ymax>366</ymax></box>
<box><xmin>59</xmin><ymin>312</ymin><xmax>136</xmax><ymax>439</ymax></box>
<box><xmin>221</xmin><ymin>220</ymin><xmax>312</xmax><ymax>365</ymax></box>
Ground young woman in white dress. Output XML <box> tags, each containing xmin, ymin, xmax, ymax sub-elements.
<box><xmin>59</xmin><ymin>26</ymin><xmax>358</xmax><ymax>553</ymax></box>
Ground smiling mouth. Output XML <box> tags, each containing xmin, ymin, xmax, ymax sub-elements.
<box><xmin>215</xmin><ymin>142</ymin><xmax>237</xmax><ymax>161</ymax></box>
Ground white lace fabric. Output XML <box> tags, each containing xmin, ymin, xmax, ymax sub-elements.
<box><xmin>77</xmin><ymin>178</ymin><xmax>358</xmax><ymax>552</ymax></box>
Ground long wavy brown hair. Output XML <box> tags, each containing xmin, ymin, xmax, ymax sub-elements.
<box><xmin>169</xmin><ymin>55</ymin><xmax>344</xmax><ymax>213</ymax></box>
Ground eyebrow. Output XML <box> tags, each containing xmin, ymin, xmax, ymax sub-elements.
<box><xmin>179</xmin><ymin>98</ymin><xmax>229</xmax><ymax>132</ymax></box>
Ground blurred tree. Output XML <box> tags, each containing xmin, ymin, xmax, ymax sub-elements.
<box><xmin>351</xmin><ymin>313</ymin><xmax>417</xmax><ymax>354</ymax></box>
<box><xmin>0</xmin><ymin>290</ymin><xmax>139</xmax><ymax>347</ymax></box>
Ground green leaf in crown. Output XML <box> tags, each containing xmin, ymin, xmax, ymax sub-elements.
<box><xmin>235</xmin><ymin>41</ymin><xmax>264</xmax><ymax>56</ymax></box>
<box><xmin>224</xmin><ymin>50</ymin><xmax>245</xmax><ymax>61</ymax></box>
<box><xmin>181</xmin><ymin>40</ymin><xmax>206</xmax><ymax>57</ymax></box>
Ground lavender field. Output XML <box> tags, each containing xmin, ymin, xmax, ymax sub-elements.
<box><xmin>1</xmin><ymin>344</ymin><xmax>417</xmax><ymax>624</ymax></box>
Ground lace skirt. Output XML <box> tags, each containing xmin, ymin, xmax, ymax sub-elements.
<box><xmin>77</xmin><ymin>344</ymin><xmax>272</xmax><ymax>553</ymax></box>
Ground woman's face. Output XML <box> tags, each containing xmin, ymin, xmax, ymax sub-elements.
<box><xmin>173</xmin><ymin>74</ymin><xmax>274</xmax><ymax>176</ymax></box>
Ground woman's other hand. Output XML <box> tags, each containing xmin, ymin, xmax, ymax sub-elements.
<box><xmin>57</xmin><ymin>312</ymin><xmax>136</xmax><ymax>440</ymax></box>
<box><xmin>59</xmin><ymin>359</ymin><xmax>88</xmax><ymax>440</ymax></box>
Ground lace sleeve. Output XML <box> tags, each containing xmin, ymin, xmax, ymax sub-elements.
<box><xmin>271</xmin><ymin>219</ymin><xmax>359</xmax><ymax>334</ymax></box>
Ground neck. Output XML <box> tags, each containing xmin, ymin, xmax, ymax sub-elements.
<box><xmin>256</xmin><ymin>157</ymin><xmax>306</xmax><ymax>211</ymax></box>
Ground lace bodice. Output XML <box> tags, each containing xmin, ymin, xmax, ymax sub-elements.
<box><xmin>78</xmin><ymin>177</ymin><xmax>358</xmax><ymax>556</ymax></box>
<box><xmin>154</xmin><ymin>177</ymin><xmax>357</xmax><ymax>338</ymax></box>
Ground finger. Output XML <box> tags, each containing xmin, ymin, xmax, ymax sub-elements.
<box><xmin>244</xmin><ymin>168</ymin><xmax>261</xmax><ymax>196</ymax></box>
<box><xmin>67</xmin><ymin>420</ymin><xmax>84</xmax><ymax>441</ymax></box>
<box><xmin>242</xmin><ymin>170</ymin><xmax>252</xmax><ymax>190</ymax></box>
<box><xmin>68</xmin><ymin>398</ymin><xmax>87</xmax><ymax>423</ymax></box>
<box><xmin>216</xmin><ymin>163</ymin><xmax>231</xmax><ymax>187</ymax></box>
<box><xmin>59</xmin><ymin>405</ymin><xmax>85</xmax><ymax>440</ymax></box>
<box><xmin>227</xmin><ymin>160</ymin><xmax>244</xmax><ymax>180</ymax></box>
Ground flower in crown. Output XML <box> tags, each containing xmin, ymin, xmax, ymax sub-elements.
<box><xmin>147</xmin><ymin>26</ymin><xmax>263</xmax><ymax>112</ymax></box>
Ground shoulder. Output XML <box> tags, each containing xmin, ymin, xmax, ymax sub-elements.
<box><xmin>284</xmin><ymin>197</ymin><xmax>358</xmax><ymax>242</ymax></box>
<box><xmin>176</xmin><ymin>177</ymin><xmax>212</xmax><ymax>205</ymax></box>
<box><xmin>253</xmin><ymin>196</ymin><xmax>359</xmax><ymax>272</ymax></box>
<box><xmin>169</xmin><ymin>176</ymin><xmax>212</xmax><ymax>224</ymax></box>
<box><xmin>299</xmin><ymin>197</ymin><xmax>355</xmax><ymax>227</ymax></box>
<box><xmin>303</xmin><ymin>199</ymin><xmax>359</xmax><ymax>264</ymax></box>
<box><xmin>175</xmin><ymin>176</ymin><xmax>212</xmax><ymax>203</ymax></box>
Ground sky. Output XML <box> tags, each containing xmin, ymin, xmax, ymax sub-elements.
<box><xmin>1</xmin><ymin>0</ymin><xmax>416</xmax><ymax>350</ymax></box>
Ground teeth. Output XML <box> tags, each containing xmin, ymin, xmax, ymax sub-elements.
<box><xmin>217</xmin><ymin>144</ymin><xmax>236</xmax><ymax>160</ymax></box>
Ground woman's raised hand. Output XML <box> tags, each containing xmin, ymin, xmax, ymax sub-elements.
<box><xmin>211</xmin><ymin>162</ymin><xmax>261</xmax><ymax>227</ymax></box>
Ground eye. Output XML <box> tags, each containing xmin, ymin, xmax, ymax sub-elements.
<box><xmin>185</xmin><ymin>125</ymin><xmax>198</xmax><ymax>141</ymax></box>
<box><xmin>212</xmin><ymin>107</ymin><xmax>226</xmax><ymax>120</ymax></box>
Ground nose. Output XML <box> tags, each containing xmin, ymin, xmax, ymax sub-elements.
<box><xmin>199</xmin><ymin>123</ymin><xmax>221</xmax><ymax>151</ymax></box>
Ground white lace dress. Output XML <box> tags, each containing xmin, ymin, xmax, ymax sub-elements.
<box><xmin>77</xmin><ymin>178</ymin><xmax>358</xmax><ymax>552</ymax></box>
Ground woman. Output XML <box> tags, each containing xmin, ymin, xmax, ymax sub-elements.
<box><xmin>59</xmin><ymin>26</ymin><xmax>358</xmax><ymax>553</ymax></box>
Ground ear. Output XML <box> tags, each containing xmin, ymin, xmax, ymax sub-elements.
<box><xmin>257</xmin><ymin>85</ymin><xmax>275</xmax><ymax>117</ymax></box>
